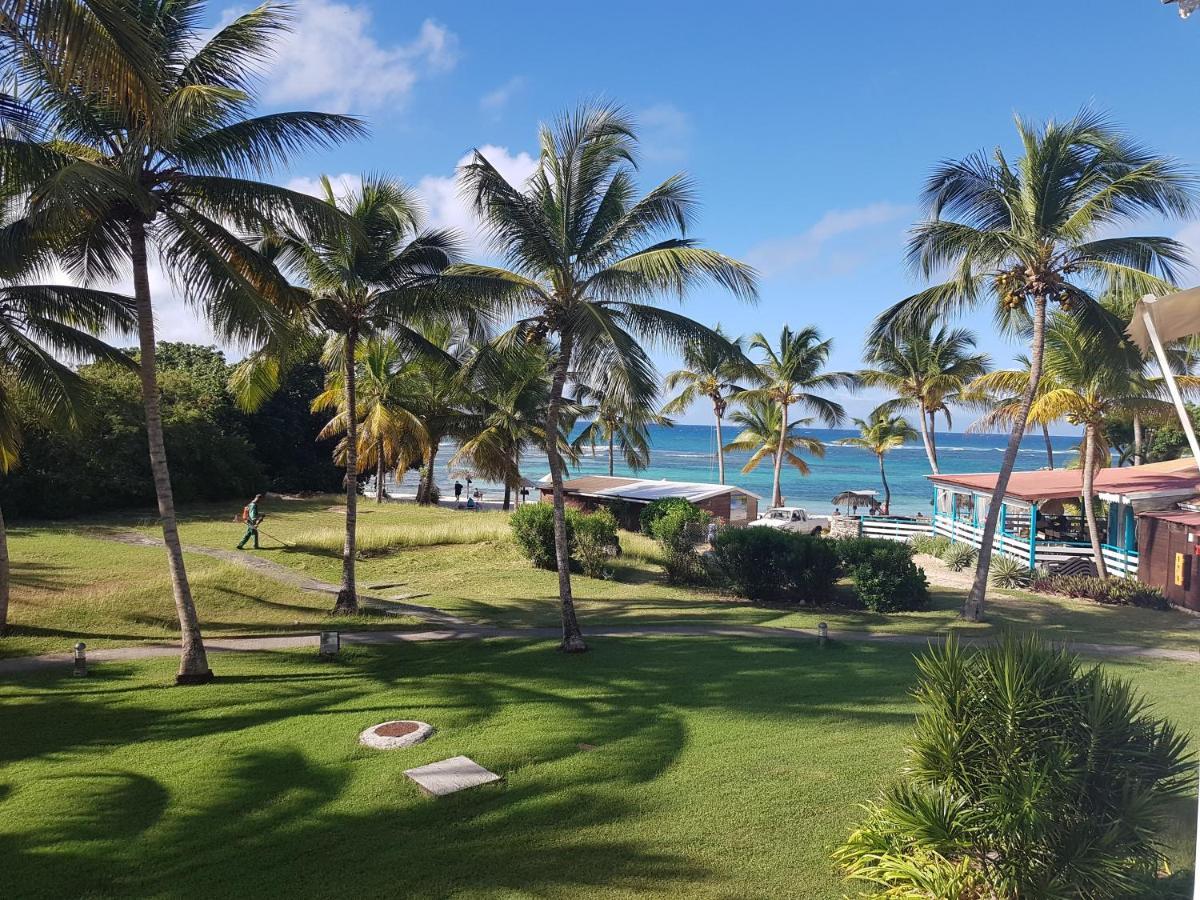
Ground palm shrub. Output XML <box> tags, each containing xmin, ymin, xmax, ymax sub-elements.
<box><xmin>940</xmin><ymin>541</ymin><xmax>978</xmax><ymax>572</ymax></box>
<box><xmin>572</xmin><ymin>508</ymin><xmax>619</xmax><ymax>579</ymax></box>
<box><xmin>649</xmin><ymin>503</ymin><xmax>711</xmax><ymax>584</ymax></box>
<box><xmin>909</xmin><ymin>533</ymin><xmax>950</xmax><ymax>557</ymax></box>
<box><xmin>1034</xmin><ymin>573</ymin><xmax>1169</xmax><ymax>610</ymax></box>
<box><xmin>835</xmin><ymin>636</ymin><xmax>1193</xmax><ymax>898</ymax></box>
<box><xmin>989</xmin><ymin>553</ymin><xmax>1033</xmax><ymax>589</ymax></box>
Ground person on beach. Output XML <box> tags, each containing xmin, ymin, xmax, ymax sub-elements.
<box><xmin>237</xmin><ymin>493</ymin><xmax>264</xmax><ymax>550</ymax></box>
<box><xmin>454</xmin><ymin>480</ymin><xmax>464</xmax><ymax>505</ymax></box>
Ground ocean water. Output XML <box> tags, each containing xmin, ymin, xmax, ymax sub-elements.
<box><xmin>392</xmin><ymin>424</ymin><xmax>1081</xmax><ymax>516</ymax></box>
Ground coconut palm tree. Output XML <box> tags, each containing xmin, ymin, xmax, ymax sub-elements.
<box><xmin>661</xmin><ymin>327</ymin><xmax>752</xmax><ymax>483</ymax></box>
<box><xmin>963</xmin><ymin>352</ymin><xmax>1060</xmax><ymax>469</ymax></box>
<box><xmin>2</xmin><ymin>0</ymin><xmax>364</xmax><ymax>680</ymax></box>
<box><xmin>575</xmin><ymin>376</ymin><xmax>673</xmax><ymax>476</ymax></box>
<box><xmin>836</xmin><ymin>411</ymin><xmax>918</xmax><ymax>515</ymax></box>
<box><xmin>740</xmin><ymin>326</ymin><xmax>852</xmax><ymax>508</ymax></box>
<box><xmin>440</xmin><ymin>103</ymin><xmax>757</xmax><ymax>652</ymax></box>
<box><xmin>872</xmin><ymin>110</ymin><xmax>1195</xmax><ymax>621</ymax></box>
<box><xmin>0</xmin><ymin>276</ymin><xmax>136</xmax><ymax>633</ymax></box>
<box><xmin>860</xmin><ymin>322</ymin><xmax>989</xmax><ymax>474</ymax></box>
<box><xmin>723</xmin><ymin>398</ymin><xmax>825</xmax><ymax>490</ymax></box>
<box><xmin>971</xmin><ymin>314</ymin><xmax>1176</xmax><ymax>577</ymax></box>
<box><xmin>311</xmin><ymin>336</ymin><xmax>425</xmax><ymax>504</ymax></box>
<box><xmin>233</xmin><ymin>176</ymin><xmax>462</xmax><ymax>614</ymax></box>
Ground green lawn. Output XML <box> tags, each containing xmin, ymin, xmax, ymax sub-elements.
<box><xmin>1</xmin><ymin>638</ymin><xmax>1195</xmax><ymax>899</ymax></box>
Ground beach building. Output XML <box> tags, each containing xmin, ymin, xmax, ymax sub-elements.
<box><xmin>923</xmin><ymin>459</ymin><xmax>1200</xmax><ymax>601</ymax></box>
<box><xmin>538</xmin><ymin>475</ymin><xmax>760</xmax><ymax>529</ymax></box>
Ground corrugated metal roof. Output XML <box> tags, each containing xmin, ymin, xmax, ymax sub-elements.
<box><xmin>1138</xmin><ymin>509</ymin><xmax>1200</xmax><ymax>526</ymax></box>
<box><xmin>928</xmin><ymin>458</ymin><xmax>1200</xmax><ymax>503</ymax></box>
<box><xmin>540</xmin><ymin>474</ymin><xmax>762</xmax><ymax>502</ymax></box>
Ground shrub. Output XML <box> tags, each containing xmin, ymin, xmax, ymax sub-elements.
<box><xmin>851</xmin><ymin>551</ymin><xmax>929</xmax><ymax>612</ymax></box>
<box><xmin>510</xmin><ymin>502</ymin><xmax>573</xmax><ymax>569</ymax></box>
<box><xmin>712</xmin><ymin>528</ymin><xmax>838</xmax><ymax>603</ymax></box>
<box><xmin>988</xmin><ymin>554</ymin><xmax>1032</xmax><ymax>589</ymax></box>
<box><xmin>651</xmin><ymin>504</ymin><xmax>711</xmax><ymax>584</ymax></box>
<box><xmin>909</xmin><ymin>534</ymin><xmax>950</xmax><ymax>557</ymax></box>
<box><xmin>639</xmin><ymin>497</ymin><xmax>697</xmax><ymax>535</ymax></box>
<box><xmin>837</xmin><ymin>536</ymin><xmax>914</xmax><ymax>570</ymax></box>
<box><xmin>940</xmin><ymin>542</ymin><xmax>977</xmax><ymax>572</ymax></box>
<box><xmin>834</xmin><ymin>636</ymin><xmax>1192</xmax><ymax>897</ymax></box>
<box><xmin>1033</xmin><ymin>573</ymin><xmax>1169</xmax><ymax>610</ymax></box>
<box><xmin>573</xmin><ymin>508</ymin><xmax>619</xmax><ymax>578</ymax></box>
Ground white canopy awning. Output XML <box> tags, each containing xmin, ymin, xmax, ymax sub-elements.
<box><xmin>1126</xmin><ymin>286</ymin><xmax>1200</xmax><ymax>353</ymax></box>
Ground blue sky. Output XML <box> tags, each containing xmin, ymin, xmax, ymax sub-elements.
<box><xmin>182</xmin><ymin>0</ymin><xmax>1200</xmax><ymax>428</ymax></box>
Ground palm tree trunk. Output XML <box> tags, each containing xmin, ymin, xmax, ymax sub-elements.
<box><xmin>333</xmin><ymin>329</ymin><xmax>359</xmax><ymax>615</ymax></box>
<box><xmin>917</xmin><ymin>402</ymin><xmax>940</xmax><ymax>474</ymax></box>
<box><xmin>1132</xmin><ymin>413</ymin><xmax>1143</xmax><ymax>466</ymax></box>
<box><xmin>0</xmin><ymin>499</ymin><xmax>9</xmax><ymax>635</ymax></box>
<box><xmin>878</xmin><ymin>454</ymin><xmax>890</xmax><ymax>515</ymax></box>
<box><xmin>503</xmin><ymin>483</ymin><xmax>511</xmax><ymax>511</ymax></box>
<box><xmin>608</xmin><ymin>431</ymin><xmax>614</xmax><ymax>477</ymax></box>
<box><xmin>963</xmin><ymin>295</ymin><xmax>1049</xmax><ymax>622</ymax></box>
<box><xmin>419</xmin><ymin>443</ymin><xmax>439</xmax><ymax>504</ymax></box>
<box><xmin>927</xmin><ymin>409</ymin><xmax>940</xmax><ymax>471</ymax></box>
<box><xmin>1082</xmin><ymin>423</ymin><xmax>1108</xmax><ymax>578</ymax></box>
<box><xmin>545</xmin><ymin>334</ymin><xmax>586</xmax><ymax>653</ymax></box>
<box><xmin>714</xmin><ymin>401</ymin><xmax>726</xmax><ymax>485</ymax></box>
<box><xmin>375</xmin><ymin>439</ymin><xmax>385</xmax><ymax>504</ymax></box>
<box><xmin>772</xmin><ymin>402</ymin><xmax>787</xmax><ymax>508</ymax></box>
<box><xmin>129</xmin><ymin>220</ymin><xmax>211</xmax><ymax>683</ymax></box>
<box><xmin>1042</xmin><ymin>423</ymin><xmax>1054</xmax><ymax>469</ymax></box>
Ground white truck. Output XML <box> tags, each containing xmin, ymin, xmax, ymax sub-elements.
<box><xmin>747</xmin><ymin>507</ymin><xmax>831</xmax><ymax>535</ymax></box>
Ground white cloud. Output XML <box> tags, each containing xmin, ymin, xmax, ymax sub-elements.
<box><xmin>284</xmin><ymin>172</ymin><xmax>362</xmax><ymax>199</ymax></box>
<box><xmin>479</xmin><ymin>76</ymin><xmax>526</xmax><ymax>118</ymax></box>
<box><xmin>746</xmin><ymin>203</ymin><xmax>911</xmax><ymax>278</ymax></box>
<box><xmin>417</xmin><ymin>145</ymin><xmax>539</xmax><ymax>256</ymax></box>
<box><xmin>637</xmin><ymin>103</ymin><xmax>691</xmax><ymax>163</ymax></box>
<box><xmin>242</xmin><ymin>2</ymin><xmax>458</xmax><ymax>112</ymax></box>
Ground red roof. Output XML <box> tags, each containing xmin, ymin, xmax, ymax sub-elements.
<box><xmin>1138</xmin><ymin>509</ymin><xmax>1200</xmax><ymax>527</ymax></box>
<box><xmin>928</xmin><ymin>458</ymin><xmax>1200</xmax><ymax>503</ymax></box>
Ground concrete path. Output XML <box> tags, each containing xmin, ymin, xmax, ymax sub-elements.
<box><xmin>2</xmin><ymin>620</ymin><xmax>1195</xmax><ymax>677</ymax></box>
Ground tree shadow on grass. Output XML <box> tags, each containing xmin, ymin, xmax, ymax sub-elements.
<box><xmin>8</xmin><ymin>560</ymin><xmax>72</xmax><ymax>592</ymax></box>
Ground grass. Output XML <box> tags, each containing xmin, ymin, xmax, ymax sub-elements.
<box><xmin>0</xmin><ymin>638</ymin><xmax>1195</xmax><ymax>899</ymax></box>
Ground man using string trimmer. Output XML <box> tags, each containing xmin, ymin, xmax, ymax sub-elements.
<box><xmin>237</xmin><ymin>493</ymin><xmax>265</xmax><ymax>550</ymax></box>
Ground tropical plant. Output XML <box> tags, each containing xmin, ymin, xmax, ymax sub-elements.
<box><xmin>661</xmin><ymin>326</ymin><xmax>752</xmax><ymax>483</ymax></box>
<box><xmin>232</xmin><ymin>176</ymin><xmax>461</xmax><ymax>615</ymax></box>
<box><xmin>0</xmin><ymin>274</ymin><xmax>136</xmax><ymax>634</ymax></box>
<box><xmin>988</xmin><ymin>552</ymin><xmax>1033</xmax><ymax>589</ymax></box>
<box><xmin>740</xmin><ymin>326</ymin><xmax>852</xmax><ymax>507</ymax></box>
<box><xmin>836</xmin><ymin>411</ymin><xmax>918</xmax><ymax>514</ymax></box>
<box><xmin>575</xmin><ymin>375</ymin><xmax>672</xmax><ymax>476</ymax></box>
<box><xmin>872</xmin><ymin>109</ymin><xmax>1195</xmax><ymax>621</ymax></box>
<box><xmin>2</xmin><ymin>0</ymin><xmax>364</xmax><ymax>680</ymax></box>
<box><xmin>441</xmin><ymin>103</ymin><xmax>757</xmax><ymax>651</ymax></box>
<box><xmin>649</xmin><ymin>500</ymin><xmax>710</xmax><ymax>584</ymax></box>
<box><xmin>940</xmin><ymin>541</ymin><xmax>977</xmax><ymax>572</ymax></box>
<box><xmin>572</xmin><ymin>508</ymin><xmax>619</xmax><ymax>578</ymax></box>
<box><xmin>860</xmin><ymin>321</ymin><xmax>989</xmax><ymax>474</ymax></box>
<box><xmin>835</xmin><ymin>636</ymin><xmax>1193</xmax><ymax>897</ymax></box>
<box><xmin>723</xmin><ymin>397</ymin><xmax>825</xmax><ymax>494</ymax></box>
<box><xmin>970</xmin><ymin>312</ymin><xmax>1177</xmax><ymax>577</ymax></box>
<box><xmin>964</xmin><ymin>351</ymin><xmax>1059</xmax><ymax>469</ymax></box>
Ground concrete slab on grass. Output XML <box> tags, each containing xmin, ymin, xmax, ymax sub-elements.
<box><xmin>404</xmin><ymin>756</ymin><xmax>501</xmax><ymax>796</ymax></box>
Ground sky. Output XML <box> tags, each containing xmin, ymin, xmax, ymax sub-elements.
<box><xmin>152</xmin><ymin>0</ymin><xmax>1200</xmax><ymax>428</ymax></box>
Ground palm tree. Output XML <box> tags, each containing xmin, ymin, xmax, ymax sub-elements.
<box><xmin>836</xmin><ymin>412</ymin><xmax>918</xmax><ymax>514</ymax></box>
<box><xmin>723</xmin><ymin>398</ymin><xmax>825</xmax><ymax>490</ymax></box>
<box><xmin>860</xmin><ymin>322</ymin><xmax>989</xmax><ymax>474</ymax></box>
<box><xmin>3</xmin><ymin>0</ymin><xmax>364</xmax><ymax>680</ymax></box>
<box><xmin>0</xmin><ymin>277</ymin><xmax>135</xmax><ymax>633</ymax></box>
<box><xmin>964</xmin><ymin>352</ymin><xmax>1059</xmax><ymax>469</ymax></box>
<box><xmin>311</xmin><ymin>337</ymin><xmax>425</xmax><ymax>504</ymax></box>
<box><xmin>234</xmin><ymin>176</ymin><xmax>461</xmax><ymax>615</ymax></box>
<box><xmin>873</xmin><ymin>110</ymin><xmax>1195</xmax><ymax>621</ymax></box>
<box><xmin>741</xmin><ymin>326</ymin><xmax>852</xmax><ymax>508</ymax></box>
<box><xmin>441</xmin><ymin>103</ymin><xmax>756</xmax><ymax>652</ymax></box>
<box><xmin>661</xmin><ymin>327</ymin><xmax>751</xmax><ymax>483</ymax></box>
<box><xmin>576</xmin><ymin>377</ymin><xmax>673</xmax><ymax>476</ymax></box>
<box><xmin>971</xmin><ymin>314</ymin><xmax>1176</xmax><ymax>577</ymax></box>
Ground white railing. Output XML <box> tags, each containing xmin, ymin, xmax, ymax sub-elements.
<box><xmin>860</xmin><ymin>516</ymin><xmax>932</xmax><ymax>543</ymax></box>
<box><xmin>930</xmin><ymin>515</ymin><xmax>1139</xmax><ymax>575</ymax></box>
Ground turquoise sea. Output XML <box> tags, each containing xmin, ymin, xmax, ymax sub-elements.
<box><xmin>393</xmin><ymin>424</ymin><xmax>1082</xmax><ymax>516</ymax></box>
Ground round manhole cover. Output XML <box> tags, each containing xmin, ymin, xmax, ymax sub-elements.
<box><xmin>358</xmin><ymin>720</ymin><xmax>434</xmax><ymax>749</ymax></box>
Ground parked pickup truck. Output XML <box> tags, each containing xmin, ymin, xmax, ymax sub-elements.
<box><xmin>747</xmin><ymin>507</ymin><xmax>831</xmax><ymax>535</ymax></box>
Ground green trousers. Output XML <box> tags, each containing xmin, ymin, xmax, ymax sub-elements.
<box><xmin>237</xmin><ymin>523</ymin><xmax>259</xmax><ymax>549</ymax></box>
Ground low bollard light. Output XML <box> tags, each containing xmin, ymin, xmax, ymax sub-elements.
<box><xmin>817</xmin><ymin>622</ymin><xmax>828</xmax><ymax>646</ymax></box>
<box><xmin>319</xmin><ymin>630</ymin><xmax>340</xmax><ymax>660</ymax></box>
<box><xmin>73</xmin><ymin>642</ymin><xmax>88</xmax><ymax>677</ymax></box>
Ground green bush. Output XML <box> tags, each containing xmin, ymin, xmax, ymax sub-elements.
<box><xmin>712</xmin><ymin>528</ymin><xmax>838</xmax><ymax>602</ymax></box>
<box><xmin>851</xmin><ymin>550</ymin><xmax>930</xmax><ymax>612</ymax></box>
<box><xmin>835</xmin><ymin>636</ymin><xmax>1192</xmax><ymax>897</ymax></box>
<box><xmin>909</xmin><ymin>534</ymin><xmax>950</xmax><ymax>557</ymax></box>
<box><xmin>836</xmin><ymin>536</ymin><xmax>914</xmax><ymax>570</ymax></box>
<box><xmin>1032</xmin><ymin>573</ymin><xmax>1169</xmax><ymax>610</ymax></box>
<box><xmin>573</xmin><ymin>508</ymin><xmax>619</xmax><ymax>578</ymax></box>
<box><xmin>639</xmin><ymin>497</ymin><xmax>697</xmax><ymax>535</ymax></box>
<box><xmin>940</xmin><ymin>542</ymin><xmax>977</xmax><ymax>572</ymax></box>
<box><xmin>989</xmin><ymin>554</ymin><xmax>1032</xmax><ymax>589</ymax></box>
<box><xmin>510</xmin><ymin>503</ymin><xmax>573</xmax><ymax>570</ymax></box>
<box><xmin>651</xmin><ymin>504</ymin><xmax>711</xmax><ymax>584</ymax></box>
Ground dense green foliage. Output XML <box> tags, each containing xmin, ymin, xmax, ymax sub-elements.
<box><xmin>510</xmin><ymin>503</ymin><xmax>570</xmax><ymax>570</ymax></box>
<box><xmin>909</xmin><ymin>533</ymin><xmax>951</xmax><ymax>557</ymax></box>
<box><xmin>989</xmin><ymin>553</ymin><xmax>1034</xmax><ymax>589</ymax></box>
<box><xmin>572</xmin><ymin>508</ymin><xmax>619</xmax><ymax>578</ymax></box>
<box><xmin>0</xmin><ymin>344</ymin><xmax>340</xmax><ymax>518</ymax></box>
<box><xmin>836</xmin><ymin>637</ymin><xmax>1193</xmax><ymax>897</ymax></box>
<box><xmin>1034</xmin><ymin>573</ymin><xmax>1170</xmax><ymax>610</ymax></box>
<box><xmin>712</xmin><ymin>528</ymin><xmax>838</xmax><ymax>603</ymax></box>
<box><xmin>833</xmin><ymin>536</ymin><xmax>912</xmax><ymax>570</ymax></box>
<box><xmin>649</xmin><ymin>502</ymin><xmax>711</xmax><ymax>584</ymax></box>
<box><xmin>834</xmin><ymin>537</ymin><xmax>929</xmax><ymax>612</ymax></box>
<box><xmin>639</xmin><ymin>497</ymin><xmax>699</xmax><ymax>535</ymax></box>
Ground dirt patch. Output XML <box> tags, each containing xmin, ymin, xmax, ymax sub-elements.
<box><xmin>375</xmin><ymin>721</ymin><xmax>420</xmax><ymax>738</ymax></box>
